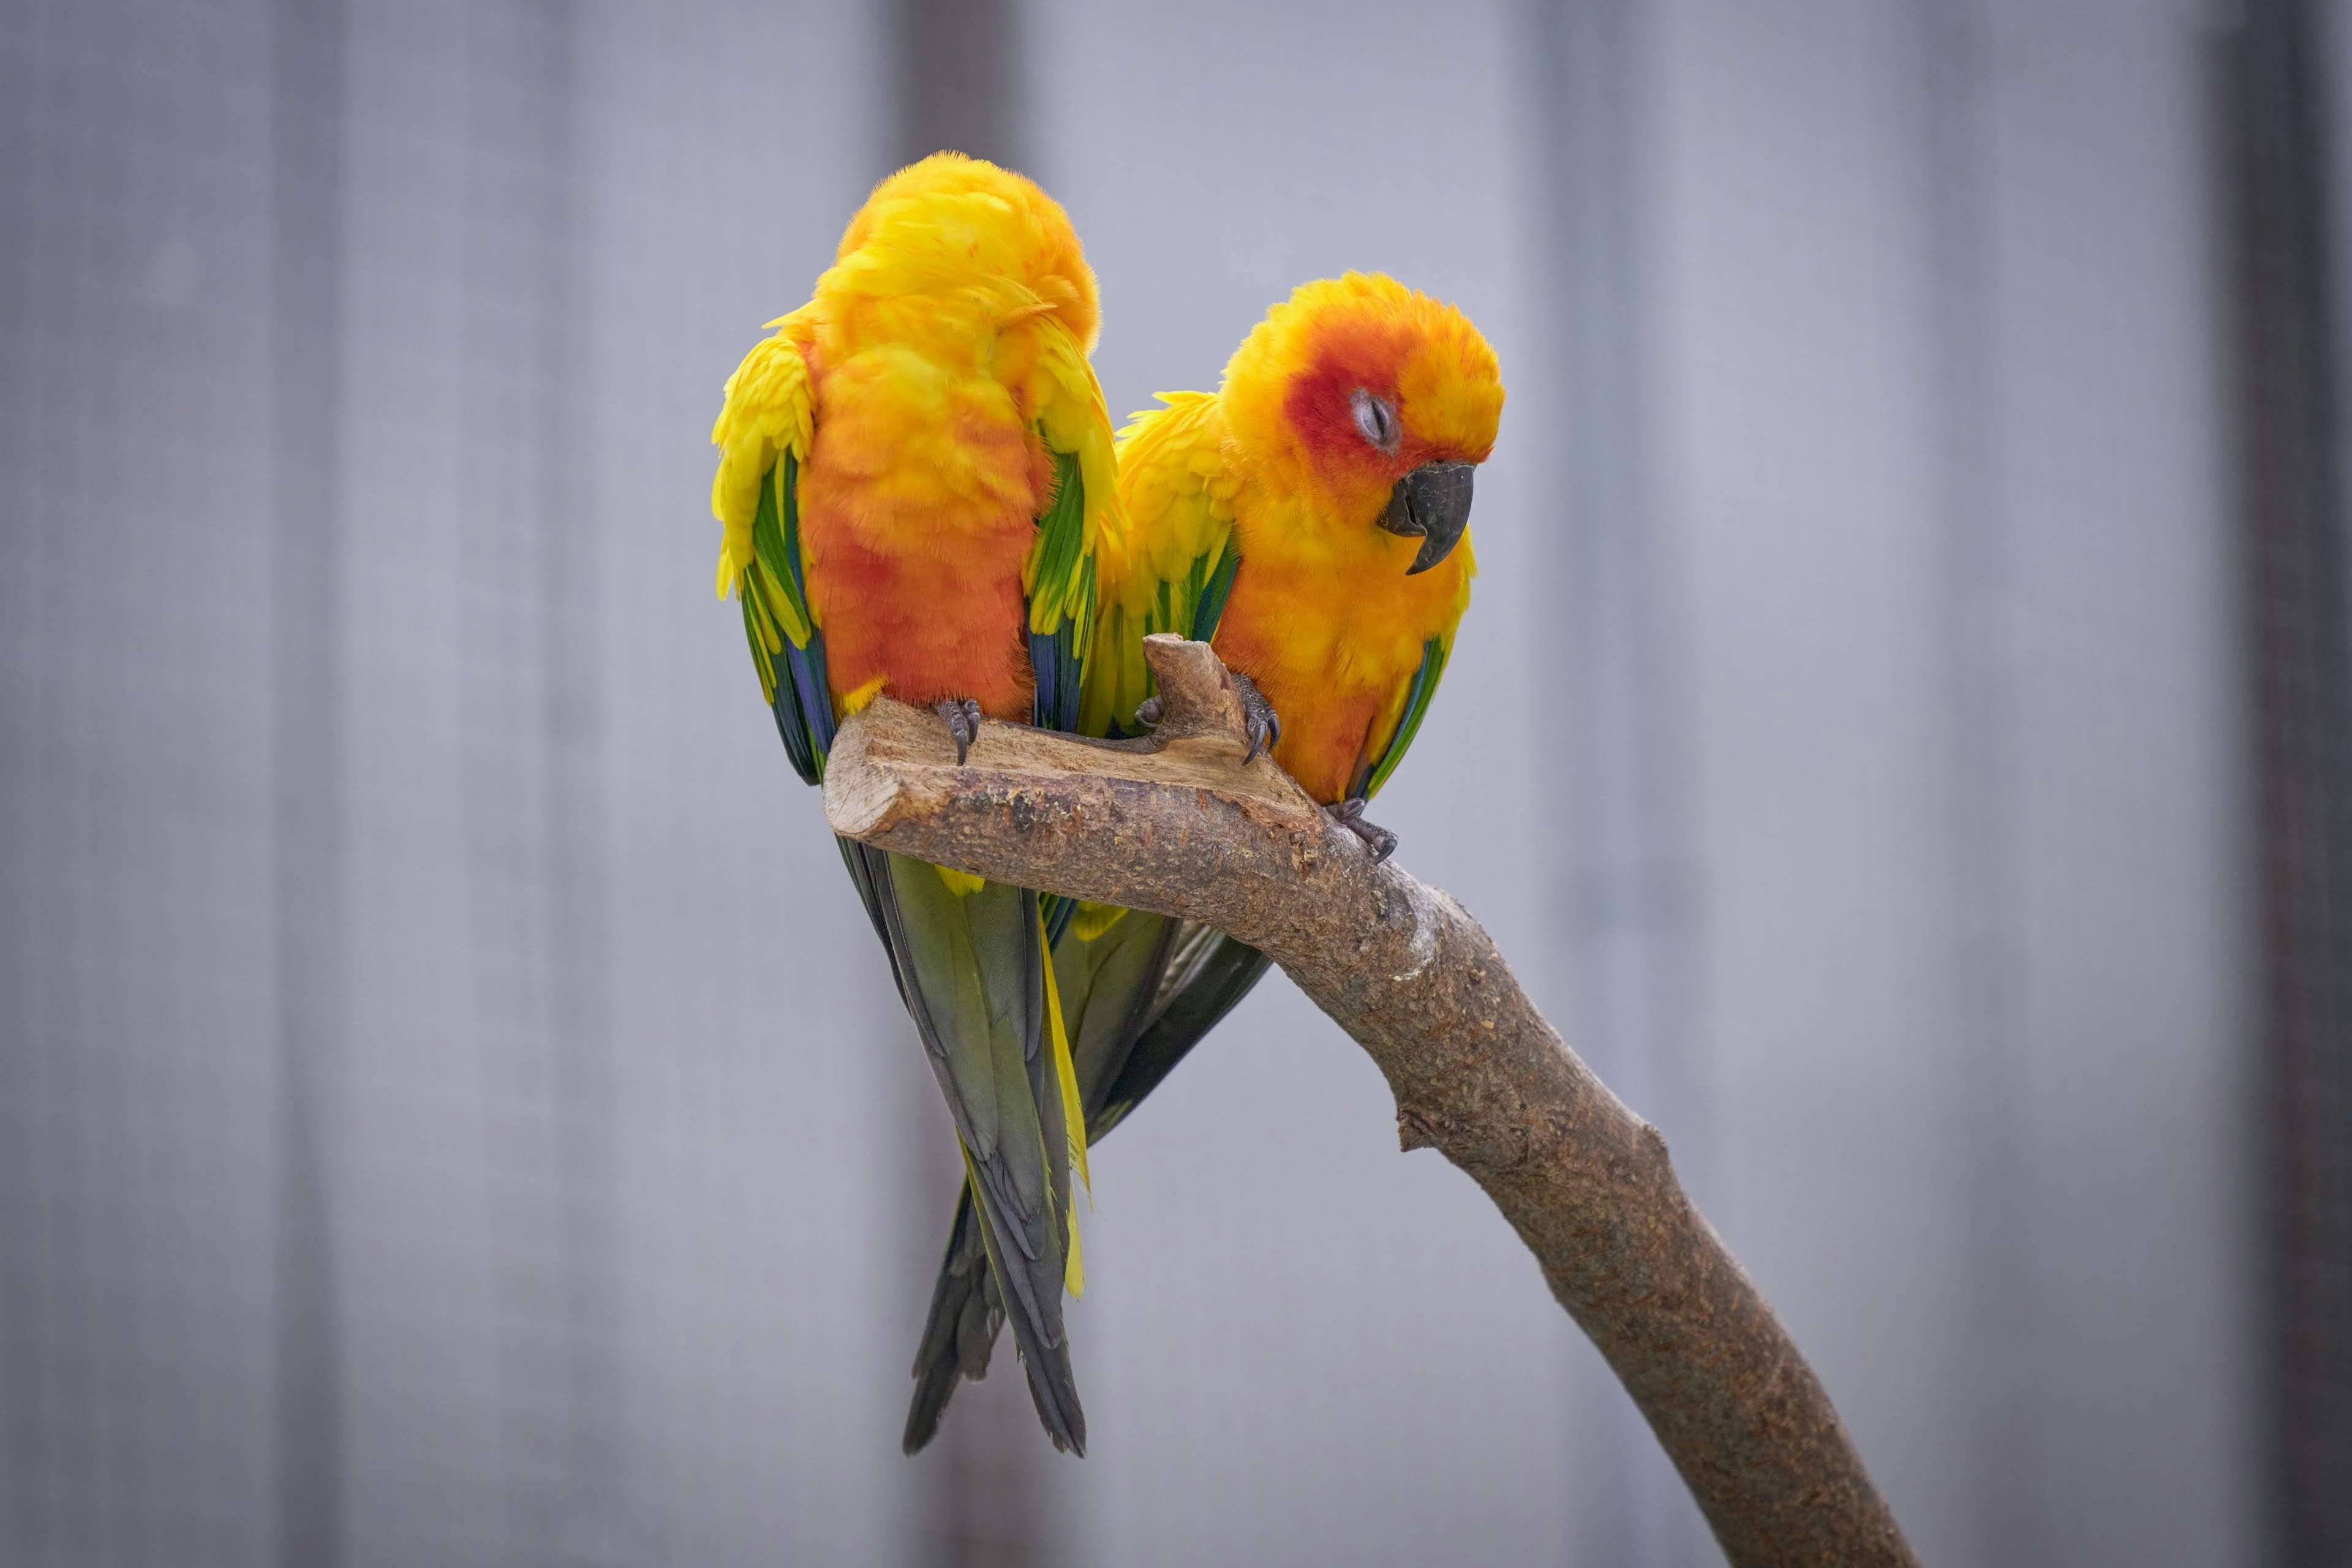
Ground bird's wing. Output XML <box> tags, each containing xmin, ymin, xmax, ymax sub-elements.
<box><xmin>1052</xmin><ymin>391</ymin><xmax>1272</xmax><ymax>1137</ymax></box>
<box><xmin>712</xmin><ymin>313</ymin><xmax>834</xmax><ymax>785</ymax></box>
<box><xmin>1078</xmin><ymin>391</ymin><xmax>1242</xmax><ymax>741</ymax></box>
<box><xmin>1352</xmin><ymin>631</ymin><xmax>1453</xmax><ymax>803</ymax></box>
<box><xmin>1021</xmin><ymin>314</ymin><xmax>1119</xmax><ymax>950</ymax></box>
<box><xmin>1022</xmin><ymin>313</ymin><xmax>1117</xmax><ymax>736</ymax></box>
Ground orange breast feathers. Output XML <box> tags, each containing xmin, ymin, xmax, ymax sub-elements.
<box><xmin>1199</xmin><ymin>273</ymin><xmax>1495</xmax><ymax>804</ymax></box>
<box><xmin>1211</xmin><ymin>494</ymin><xmax>1474</xmax><ymax>804</ymax></box>
<box><xmin>786</xmin><ymin>153</ymin><xmax>1107</xmax><ymax>722</ymax></box>
<box><xmin>797</xmin><ymin>341</ymin><xmax>1050</xmax><ymax>719</ymax></box>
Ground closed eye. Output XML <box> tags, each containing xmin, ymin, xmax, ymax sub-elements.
<box><xmin>1350</xmin><ymin>387</ymin><xmax>1400</xmax><ymax>453</ymax></box>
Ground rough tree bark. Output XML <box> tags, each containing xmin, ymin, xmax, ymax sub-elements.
<box><xmin>826</xmin><ymin>635</ymin><xmax>1918</xmax><ymax>1568</ymax></box>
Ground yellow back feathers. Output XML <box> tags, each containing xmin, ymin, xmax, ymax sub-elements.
<box><xmin>832</xmin><ymin>152</ymin><xmax>1102</xmax><ymax>354</ymax></box>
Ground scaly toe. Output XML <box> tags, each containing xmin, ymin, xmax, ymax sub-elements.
<box><xmin>1230</xmin><ymin>672</ymin><xmax>1283</xmax><ymax>765</ymax></box>
<box><xmin>935</xmin><ymin>698</ymin><xmax>983</xmax><ymax>766</ymax></box>
<box><xmin>1324</xmin><ymin>798</ymin><xmax>1399</xmax><ymax>863</ymax></box>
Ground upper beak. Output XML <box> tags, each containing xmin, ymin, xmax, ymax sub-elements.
<box><xmin>1375</xmin><ymin>460</ymin><xmax>1476</xmax><ymax>574</ymax></box>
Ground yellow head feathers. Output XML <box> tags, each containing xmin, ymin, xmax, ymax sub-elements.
<box><xmin>824</xmin><ymin>151</ymin><xmax>1102</xmax><ymax>354</ymax></box>
<box><xmin>709</xmin><ymin>152</ymin><xmax>1114</xmax><ymax>598</ymax></box>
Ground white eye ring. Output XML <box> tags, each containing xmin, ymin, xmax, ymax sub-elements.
<box><xmin>1350</xmin><ymin>387</ymin><xmax>1400</xmax><ymax>453</ymax></box>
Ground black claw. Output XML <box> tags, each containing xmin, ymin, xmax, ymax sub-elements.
<box><xmin>935</xmin><ymin>698</ymin><xmax>983</xmax><ymax>765</ymax></box>
<box><xmin>1231</xmin><ymin>673</ymin><xmax>1282</xmax><ymax>765</ymax></box>
<box><xmin>1134</xmin><ymin>695</ymin><xmax>1164</xmax><ymax>730</ymax></box>
<box><xmin>1325</xmin><ymin>797</ymin><xmax>1398</xmax><ymax>863</ymax></box>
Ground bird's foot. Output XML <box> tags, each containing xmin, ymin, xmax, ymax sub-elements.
<box><xmin>1229</xmin><ymin>672</ymin><xmax>1282</xmax><ymax>764</ymax></box>
<box><xmin>935</xmin><ymin>697</ymin><xmax>984</xmax><ymax>766</ymax></box>
<box><xmin>1325</xmin><ymin>797</ymin><xmax>1398</xmax><ymax>864</ymax></box>
<box><xmin>1134</xmin><ymin>673</ymin><xmax>1278</xmax><ymax>761</ymax></box>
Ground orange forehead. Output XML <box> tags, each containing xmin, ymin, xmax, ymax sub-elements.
<box><xmin>1226</xmin><ymin>273</ymin><xmax>1503</xmax><ymax>475</ymax></box>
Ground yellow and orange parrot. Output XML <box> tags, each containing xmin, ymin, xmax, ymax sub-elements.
<box><xmin>709</xmin><ymin>153</ymin><xmax>1117</xmax><ymax>1455</ymax></box>
<box><xmin>903</xmin><ymin>272</ymin><xmax>1504</xmax><ymax>1450</ymax></box>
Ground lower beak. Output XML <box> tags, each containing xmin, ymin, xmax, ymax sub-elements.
<box><xmin>1376</xmin><ymin>461</ymin><xmax>1476</xmax><ymax>574</ymax></box>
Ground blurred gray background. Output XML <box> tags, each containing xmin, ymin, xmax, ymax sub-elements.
<box><xmin>5</xmin><ymin>0</ymin><xmax>2350</xmax><ymax>1564</ymax></box>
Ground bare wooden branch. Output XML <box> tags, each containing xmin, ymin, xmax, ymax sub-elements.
<box><xmin>826</xmin><ymin>635</ymin><xmax>1918</xmax><ymax>1568</ymax></box>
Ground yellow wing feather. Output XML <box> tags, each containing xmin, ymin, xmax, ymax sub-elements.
<box><xmin>709</xmin><ymin>309</ymin><xmax>815</xmax><ymax>599</ymax></box>
<box><xmin>1079</xmin><ymin>393</ymin><xmax>1241</xmax><ymax>737</ymax></box>
<box><xmin>1021</xmin><ymin>312</ymin><xmax>1118</xmax><ymax>656</ymax></box>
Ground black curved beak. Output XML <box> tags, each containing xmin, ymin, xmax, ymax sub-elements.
<box><xmin>1375</xmin><ymin>460</ymin><xmax>1476</xmax><ymax>574</ymax></box>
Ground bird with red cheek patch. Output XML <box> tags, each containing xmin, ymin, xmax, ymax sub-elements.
<box><xmin>899</xmin><ymin>273</ymin><xmax>1505</xmax><ymax>1443</ymax></box>
<box><xmin>1102</xmin><ymin>270</ymin><xmax>1501</xmax><ymax>819</ymax></box>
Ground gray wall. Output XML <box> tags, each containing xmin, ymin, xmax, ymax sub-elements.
<box><xmin>0</xmin><ymin>1</ymin><xmax>2278</xmax><ymax>1565</ymax></box>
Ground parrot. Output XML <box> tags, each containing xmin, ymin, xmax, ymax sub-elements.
<box><xmin>708</xmin><ymin>153</ymin><xmax>1119</xmax><ymax>1455</ymax></box>
<box><xmin>902</xmin><ymin>271</ymin><xmax>1504</xmax><ymax>1451</ymax></box>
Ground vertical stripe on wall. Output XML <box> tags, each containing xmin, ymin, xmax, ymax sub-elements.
<box><xmin>1913</xmin><ymin>0</ymin><xmax>2040</xmax><ymax>1558</ymax></box>
<box><xmin>454</xmin><ymin>5</ymin><xmax>634</xmax><ymax>1558</ymax></box>
<box><xmin>890</xmin><ymin>1</ymin><xmax>1057</xmax><ymax>1562</ymax></box>
<box><xmin>1520</xmin><ymin>1</ymin><xmax>1707</xmax><ymax>1562</ymax></box>
<box><xmin>2221</xmin><ymin>3</ymin><xmax>2352</xmax><ymax>1562</ymax></box>
<box><xmin>270</xmin><ymin>4</ymin><xmax>348</xmax><ymax>1564</ymax></box>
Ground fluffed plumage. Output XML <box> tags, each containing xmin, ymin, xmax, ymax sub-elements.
<box><xmin>710</xmin><ymin>152</ymin><xmax>1116</xmax><ymax>1455</ymax></box>
<box><xmin>903</xmin><ymin>272</ymin><xmax>1505</xmax><ymax>1448</ymax></box>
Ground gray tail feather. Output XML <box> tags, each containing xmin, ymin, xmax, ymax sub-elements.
<box><xmin>852</xmin><ymin>842</ymin><xmax>1085</xmax><ymax>1457</ymax></box>
<box><xmin>965</xmin><ymin>1188</ymin><xmax>1086</xmax><ymax>1454</ymax></box>
<box><xmin>900</xmin><ymin>924</ymin><xmax>1272</xmax><ymax>1455</ymax></box>
<box><xmin>904</xmin><ymin>1180</ymin><xmax>1088</xmax><ymax>1457</ymax></box>
<box><xmin>1090</xmin><ymin>927</ymin><xmax>1273</xmax><ymax>1142</ymax></box>
<box><xmin>903</xmin><ymin>1183</ymin><xmax>999</xmax><ymax>1454</ymax></box>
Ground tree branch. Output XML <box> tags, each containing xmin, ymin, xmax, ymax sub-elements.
<box><xmin>826</xmin><ymin>636</ymin><xmax>1918</xmax><ymax>1567</ymax></box>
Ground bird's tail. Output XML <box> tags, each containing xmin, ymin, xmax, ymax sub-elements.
<box><xmin>903</xmin><ymin>1180</ymin><xmax>997</xmax><ymax>1453</ymax></box>
<box><xmin>900</xmin><ymin>911</ymin><xmax>1273</xmax><ymax>1450</ymax></box>
<box><xmin>846</xmin><ymin>842</ymin><xmax>1087</xmax><ymax>1455</ymax></box>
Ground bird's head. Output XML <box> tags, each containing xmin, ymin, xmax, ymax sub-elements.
<box><xmin>835</xmin><ymin>151</ymin><xmax>1101</xmax><ymax>352</ymax></box>
<box><xmin>1221</xmin><ymin>273</ymin><xmax>1502</xmax><ymax>574</ymax></box>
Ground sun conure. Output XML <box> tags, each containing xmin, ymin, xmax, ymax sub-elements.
<box><xmin>709</xmin><ymin>152</ymin><xmax>1118</xmax><ymax>1455</ymax></box>
<box><xmin>902</xmin><ymin>271</ymin><xmax>1504</xmax><ymax>1451</ymax></box>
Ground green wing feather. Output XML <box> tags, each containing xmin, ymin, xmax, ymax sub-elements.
<box><xmin>737</xmin><ymin>454</ymin><xmax>835</xmax><ymax>785</ymax></box>
<box><xmin>1354</xmin><ymin>634</ymin><xmax>1451</xmax><ymax>802</ymax></box>
<box><xmin>1078</xmin><ymin>393</ymin><xmax>1240</xmax><ymax>740</ymax></box>
<box><xmin>1025</xmin><ymin>448</ymin><xmax>1096</xmax><ymax>736</ymax></box>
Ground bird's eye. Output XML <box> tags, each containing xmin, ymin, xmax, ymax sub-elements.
<box><xmin>1350</xmin><ymin>388</ymin><xmax>1400</xmax><ymax>453</ymax></box>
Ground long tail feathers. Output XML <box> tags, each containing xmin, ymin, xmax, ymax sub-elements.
<box><xmin>1091</xmin><ymin>922</ymin><xmax>1273</xmax><ymax>1142</ymax></box>
<box><xmin>850</xmin><ymin>842</ymin><xmax>1086</xmax><ymax>1455</ymax></box>
<box><xmin>903</xmin><ymin>1183</ymin><xmax>996</xmax><ymax>1454</ymax></box>
<box><xmin>900</xmin><ymin>913</ymin><xmax>1275</xmax><ymax>1450</ymax></box>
